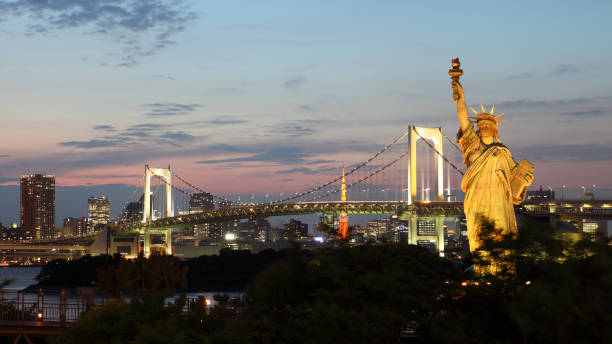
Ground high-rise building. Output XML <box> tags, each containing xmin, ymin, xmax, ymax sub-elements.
<box><xmin>189</xmin><ymin>192</ymin><xmax>214</xmax><ymax>213</ymax></box>
<box><xmin>88</xmin><ymin>196</ymin><xmax>110</xmax><ymax>232</ymax></box>
<box><xmin>20</xmin><ymin>174</ymin><xmax>55</xmax><ymax>239</ymax></box>
<box><xmin>189</xmin><ymin>192</ymin><xmax>215</xmax><ymax>238</ymax></box>
<box><xmin>119</xmin><ymin>195</ymin><xmax>143</xmax><ymax>224</ymax></box>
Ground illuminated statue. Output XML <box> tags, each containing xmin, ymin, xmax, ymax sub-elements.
<box><xmin>449</xmin><ymin>58</ymin><xmax>534</xmax><ymax>255</ymax></box>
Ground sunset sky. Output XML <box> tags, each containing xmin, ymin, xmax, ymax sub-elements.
<box><xmin>0</xmin><ymin>1</ymin><xmax>611</xmax><ymax>222</ymax></box>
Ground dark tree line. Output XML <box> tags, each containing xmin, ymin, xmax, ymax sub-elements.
<box><xmin>35</xmin><ymin>219</ymin><xmax>612</xmax><ymax>343</ymax></box>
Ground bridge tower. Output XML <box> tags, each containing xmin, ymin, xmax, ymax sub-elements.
<box><xmin>142</xmin><ymin>165</ymin><xmax>173</xmax><ymax>257</ymax></box>
<box><xmin>407</xmin><ymin>126</ymin><xmax>444</xmax><ymax>204</ymax></box>
<box><xmin>338</xmin><ymin>166</ymin><xmax>349</xmax><ymax>239</ymax></box>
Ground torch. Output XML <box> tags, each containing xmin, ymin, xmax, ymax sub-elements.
<box><xmin>448</xmin><ymin>58</ymin><xmax>463</xmax><ymax>102</ymax></box>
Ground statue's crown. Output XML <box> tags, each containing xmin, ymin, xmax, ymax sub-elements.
<box><xmin>469</xmin><ymin>104</ymin><xmax>507</xmax><ymax>126</ymax></box>
<box><xmin>470</xmin><ymin>105</ymin><xmax>506</xmax><ymax>143</ymax></box>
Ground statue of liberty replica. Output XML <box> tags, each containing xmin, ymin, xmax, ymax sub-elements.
<box><xmin>449</xmin><ymin>58</ymin><xmax>534</xmax><ymax>274</ymax></box>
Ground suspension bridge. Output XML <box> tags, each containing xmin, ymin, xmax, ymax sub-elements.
<box><xmin>108</xmin><ymin>126</ymin><xmax>469</xmax><ymax>257</ymax></box>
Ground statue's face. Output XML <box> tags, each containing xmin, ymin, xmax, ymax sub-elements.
<box><xmin>477</xmin><ymin>120</ymin><xmax>497</xmax><ymax>139</ymax></box>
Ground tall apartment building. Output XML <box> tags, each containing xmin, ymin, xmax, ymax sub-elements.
<box><xmin>88</xmin><ymin>195</ymin><xmax>110</xmax><ymax>232</ymax></box>
<box><xmin>20</xmin><ymin>174</ymin><xmax>55</xmax><ymax>239</ymax></box>
<box><xmin>188</xmin><ymin>192</ymin><xmax>215</xmax><ymax>237</ymax></box>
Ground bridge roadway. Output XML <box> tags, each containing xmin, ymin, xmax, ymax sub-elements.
<box><xmin>119</xmin><ymin>201</ymin><xmax>466</xmax><ymax>231</ymax></box>
<box><xmin>119</xmin><ymin>199</ymin><xmax>612</xmax><ymax>231</ymax></box>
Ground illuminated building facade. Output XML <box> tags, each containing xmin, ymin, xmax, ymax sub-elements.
<box><xmin>88</xmin><ymin>195</ymin><xmax>110</xmax><ymax>232</ymax></box>
<box><xmin>526</xmin><ymin>186</ymin><xmax>555</xmax><ymax>202</ymax></box>
<box><xmin>20</xmin><ymin>174</ymin><xmax>55</xmax><ymax>239</ymax></box>
<box><xmin>189</xmin><ymin>192</ymin><xmax>215</xmax><ymax>238</ymax></box>
<box><xmin>64</xmin><ymin>217</ymin><xmax>88</xmax><ymax>237</ymax></box>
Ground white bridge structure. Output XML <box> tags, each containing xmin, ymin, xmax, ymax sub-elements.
<box><xmin>122</xmin><ymin>126</ymin><xmax>465</xmax><ymax>258</ymax></box>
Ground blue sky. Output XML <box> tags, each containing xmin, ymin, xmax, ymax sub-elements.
<box><xmin>0</xmin><ymin>0</ymin><xmax>611</xmax><ymax>223</ymax></box>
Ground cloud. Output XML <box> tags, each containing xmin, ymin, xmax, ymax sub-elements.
<box><xmin>62</xmin><ymin>120</ymin><xmax>207</xmax><ymax>149</ymax></box>
<box><xmin>276</xmin><ymin>167</ymin><xmax>319</xmax><ymax>175</ymax></box>
<box><xmin>152</xmin><ymin>74</ymin><xmax>175</xmax><ymax>80</ymax></box>
<box><xmin>208</xmin><ymin>116</ymin><xmax>247</xmax><ymax>125</ymax></box>
<box><xmin>284</xmin><ymin>77</ymin><xmax>306</xmax><ymax>89</ymax></box>
<box><xmin>517</xmin><ymin>143</ymin><xmax>612</xmax><ymax>162</ymax></box>
<box><xmin>142</xmin><ymin>102</ymin><xmax>203</xmax><ymax>117</ymax></box>
<box><xmin>559</xmin><ymin>110</ymin><xmax>607</xmax><ymax>118</ymax></box>
<box><xmin>83</xmin><ymin>174</ymin><xmax>141</xmax><ymax>179</ymax></box>
<box><xmin>92</xmin><ymin>125</ymin><xmax>115</xmax><ymax>131</ymax></box>
<box><xmin>265</xmin><ymin>121</ymin><xmax>318</xmax><ymax>137</ymax></box>
<box><xmin>208</xmin><ymin>143</ymin><xmax>256</xmax><ymax>153</ymax></box>
<box><xmin>0</xmin><ymin>0</ymin><xmax>197</xmax><ymax>66</ymax></box>
<box><xmin>280</xmin><ymin>125</ymin><xmax>317</xmax><ymax>137</ymax></box>
<box><xmin>491</xmin><ymin>96</ymin><xmax>612</xmax><ymax>109</ymax></box>
<box><xmin>298</xmin><ymin>104</ymin><xmax>314</xmax><ymax>111</ymax></box>
<box><xmin>126</xmin><ymin>123</ymin><xmax>163</xmax><ymax>131</ymax></box>
<box><xmin>557</xmin><ymin>109</ymin><xmax>609</xmax><ymax>122</ymax></box>
<box><xmin>158</xmin><ymin>131</ymin><xmax>195</xmax><ymax>142</ymax></box>
<box><xmin>197</xmin><ymin>147</ymin><xmax>309</xmax><ymax>165</ymax></box>
<box><xmin>547</xmin><ymin>64</ymin><xmax>581</xmax><ymax>77</ymax></box>
<box><xmin>59</xmin><ymin>139</ymin><xmax>124</xmax><ymax>149</ymax></box>
<box><xmin>309</xmin><ymin>159</ymin><xmax>336</xmax><ymax>164</ymax></box>
<box><xmin>275</xmin><ymin>166</ymin><xmax>337</xmax><ymax>175</ymax></box>
<box><xmin>0</xmin><ymin>154</ymin><xmax>8</xmax><ymax>158</ymax></box>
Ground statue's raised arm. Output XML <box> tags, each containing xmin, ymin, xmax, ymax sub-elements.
<box><xmin>449</xmin><ymin>58</ymin><xmax>470</xmax><ymax>132</ymax></box>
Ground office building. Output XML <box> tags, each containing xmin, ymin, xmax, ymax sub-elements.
<box><xmin>20</xmin><ymin>174</ymin><xmax>55</xmax><ymax>239</ymax></box>
<box><xmin>88</xmin><ymin>195</ymin><xmax>110</xmax><ymax>232</ymax></box>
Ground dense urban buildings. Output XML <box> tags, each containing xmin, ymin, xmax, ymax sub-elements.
<box><xmin>63</xmin><ymin>217</ymin><xmax>88</xmax><ymax>237</ymax></box>
<box><xmin>0</xmin><ymin>223</ymin><xmax>33</xmax><ymax>241</ymax></box>
<box><xmin>88</xmin><ymin>195</ymin><xmax>110</xmax><ymax>232</ymax></box>
<box><xmin>526</xmin><ymin>186</ymin><xmax>555</xmax><ymax>202</ymax></box>
<box><xmin>283</xmin><ymin>219</ymin><xmax>308</xmax><ymax>240</ymax></box>
<box><xmin>20</xmin><ymin>174</ymin><xmax>55</xmax><ymax>239</ymax></box>
<box><xmin>189</xmin><ymin>192</ymin><xmax>214</xmax><ymax>213</ymax></box>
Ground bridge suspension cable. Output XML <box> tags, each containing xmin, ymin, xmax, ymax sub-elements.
<box><xmin>265</xmin><ymin>129</ymin><xmax>411</xmax><ymax>204</ymax></box>
<box><xmin>413</xmin><ymin>130</ymin><xmax>465</xmax><ymax>176</ymax></box>
<box><xmin>168</xmin><ymin>169</ymin><xmax>250</xmax><ymax>207</ymax></box>
<box><xmin>305</xmin><ymin>148</ymin><xmax>411</xmax><ymax>202</ymax></box>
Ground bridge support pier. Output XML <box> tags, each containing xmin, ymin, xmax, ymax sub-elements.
<box><xmin>141</xmin><ymin>228</ymin><xmax>172</xmax><ymax>258</ymax></box>
<box><xmin>141</xmin><ymin>165</ymin><xmax>174</xmax><ymax>258</ymax></box>
<box><xmin>407</xmin><ymin>126</ymin><xmax>445</xmax><ymax>204</ymax></box>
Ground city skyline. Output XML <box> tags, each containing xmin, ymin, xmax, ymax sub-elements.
<box><xmin>0</xmin><ymin>1</ymin><xmax>610</xmax><ymax>201</ymax></box>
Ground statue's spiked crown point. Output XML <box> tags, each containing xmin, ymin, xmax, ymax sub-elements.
<box><xmin>469</xmin><ymin>104</ymin><xmax>507</xmax><ymax>125</ymax></box>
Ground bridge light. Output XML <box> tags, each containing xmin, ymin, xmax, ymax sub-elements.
<box><xmin>37</xmin><ymin>312</ymin><xmax>43</xmax><ymax>319</ymax></box>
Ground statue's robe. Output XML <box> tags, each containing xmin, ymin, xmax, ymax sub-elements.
<box><xmin>457</xmin><ymin>124</ymin><xmax>520</xmax><ymax>252</ymax></box>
